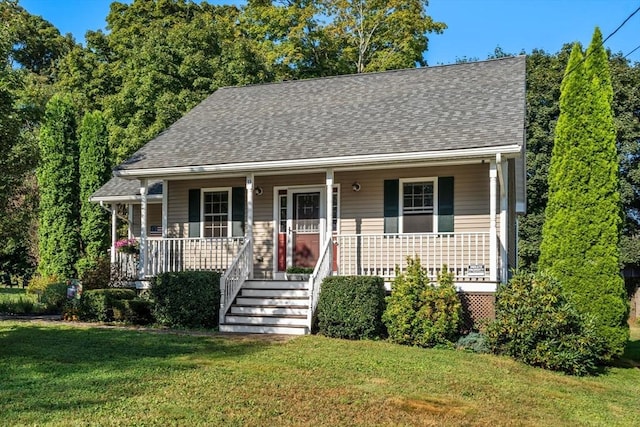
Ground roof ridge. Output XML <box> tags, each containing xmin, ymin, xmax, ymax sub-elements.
<box><xmin>217</xmin><ymin>55</ymin><xmax>526</xmax><ymax>91</ymax></box>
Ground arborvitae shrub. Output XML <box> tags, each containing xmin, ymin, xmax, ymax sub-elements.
<box><xmin>151</xmin><ymin>271</ymin><xmax>220</xmax><ymax>328</ymax></box>
<box><xmin>316</xmin><ymin>276</ymin><xmax>386</xmax><ymax>339</ymax></box>
<box><xmin>382</xmin><ymin>258</ymin><xmax>462</xmax><ymax>347</ymax></box>
<box><xmin>485</xmin><ymin>272</ymin><xmax>606</xmax><ymax>376</ymax></box>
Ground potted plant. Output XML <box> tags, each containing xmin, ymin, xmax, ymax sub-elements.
<box><xmin>285</xmin><ymin>266</ymin><xmax>314</xmax><ymax>281</ymax></box>
<box><xmin>115</xmin><ymin>238</ymin><xmax>139</xmax><ymax>255</ymax></box>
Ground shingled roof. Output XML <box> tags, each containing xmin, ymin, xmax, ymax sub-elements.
<box><xmin>90</xmin><ymin>177</ymin><xmax>163</xmax><ymax>202</ymax></box>
<box><xmin>116</xmin><ymin>56</ymin><xmax>525</xmax><ymax>175</ymax></box>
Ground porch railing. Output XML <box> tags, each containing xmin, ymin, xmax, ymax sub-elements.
<box><xmin>307</xmin><ymin>237</ymin><xmax>333</xmax><ymax>330</ymax></box>
<box><xmin>111</xmin><ymin>250</ymin><xmax>138</xmax><ymax>282</ymax></box>
<box><xmin>145</xmin><ymin>237</ymin><xmax>244</xmax><ymax>277</ymax></box>
<box><xmin>335</xmin><ymin>232</ymin><xmax>492</xmax><ymax>281</ymax></box>
<box><xmin>219</xmin><ymin>238</ymin><xmax>252</xmax><ymax>325</ymax></box>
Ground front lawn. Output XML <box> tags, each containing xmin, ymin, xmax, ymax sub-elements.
<box><xmin>1</xmin><ymin>321</ymin><xmax>639</xmax><ymax>426</ymax></box>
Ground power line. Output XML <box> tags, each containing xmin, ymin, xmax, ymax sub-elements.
<box><xmin>624</xmin><ymin>44</ymin><xmax>640</xmax><ymax>60</ymax></box>
<box><xmin>564</xmin><ymin>4</ymin><xmax>640</xmax><ymax>76</ymax></box>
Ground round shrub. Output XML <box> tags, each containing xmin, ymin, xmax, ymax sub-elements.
<box><xmin>316</xmin><ymin>276</ymin><xmax>386</xmax><ymax>339</ymax></box>
<box><xmin>485</xmin><ymin>272</ymin><xmax>607</xmax><ymax>376</ymax></box>
<box><xmin>27</xmin><ymin>275</ymin><xmax>59</xmax><ymax>298</ymax></box>
<box><xmin>41</xmin><ymin>281</ymin><xmax>69</xmax><ymax>313</ymax></box>
<box><xmin>150</xmin><ymin>271</ymin><xmax>220</xmax><ymax>328</ymax></box>
<box><xmin>382</xmin><ymin>258</ymin><xmax>462</xmax><ymax>347</ymax></box>
<box><xmin>77</xmin><ymin>288</ymin><xmax>136</xmax><ymax>322</ymax></box>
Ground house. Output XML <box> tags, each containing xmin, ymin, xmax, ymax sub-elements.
<box><xmin>91</xmin><ymin>56</ymin><xmax>527</xmax><ymax>334</ymax></box>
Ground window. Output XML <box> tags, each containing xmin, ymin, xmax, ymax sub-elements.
<box><xmin>402</xmin><ymin>181</ymin><xmax>434</xmax><ymax>233</ymax></box>
<box><xmin>203</xmin><ymin>190</ymin><xmax>229</xmax><ymax>237</ymax></box>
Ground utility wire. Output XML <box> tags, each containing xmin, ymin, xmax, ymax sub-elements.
<box><xmin>564</xmin><ymin>4</ymin><xmax>640</xmax><ymax>76</ymax></box>
<box><xmin>624</xmin><ymin>43</ymin><xmax>640</xmax><ymax>59</ymax></box>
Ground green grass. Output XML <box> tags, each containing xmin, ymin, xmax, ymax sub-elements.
<box><xmin>1</xmin><ymin>322</ymin><xmax>639</xmax><ymax>426</ymax></box>
<box><xmin>0</xmin><ymin>287</ymin><xmax>41</xmax><ymax>314</ymax></box>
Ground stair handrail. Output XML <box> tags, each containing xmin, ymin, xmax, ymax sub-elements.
<box><xmin>307</xmin><ymin>237</ymin><xmax>333</xmax><ymax>331</ymax></box>
<box><xmin>219</xmin><ymin>237</ymin><xmax>252</xmax><ymax>326</ymax></box>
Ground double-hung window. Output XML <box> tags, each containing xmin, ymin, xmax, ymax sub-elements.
<box><xmin>402</xmin><ymin>180</ymin><xmax>435</xmax><ymax>233</ymax></box>
<box><xmin>203</xmin><ymin>190</ymin><xmax>230</xmax><ymax>237</ymax></box>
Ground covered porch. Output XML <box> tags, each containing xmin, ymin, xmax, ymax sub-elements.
<box><xmin>102</xmin><ymin>156</ymin><xmax>514</xmax><ymax>290</ymax></box>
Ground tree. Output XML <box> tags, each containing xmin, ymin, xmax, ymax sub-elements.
<box><xmin>77</xmin><ymin>110</ymin><xmax>111</xmax><ymax>275</ymax></box>
<box><xmin>538</xmin><ymin>29</ymin><xmax>628</xmax><ymax>359</ymax></box>
<box><xmin>37</xmin><ymin>93</ymin><xmax>79</xmax><ymax>278</ymax></box>
<box><xmin>322</xmin><ymin>0</ymin><xmax>446</xmax><ymax>73</ymax></box>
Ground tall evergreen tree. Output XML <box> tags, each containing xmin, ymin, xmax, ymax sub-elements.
<box><xmin>37</xmin><ymin>93</ymin><xmax>79</xmax><ymax>278</ymax></box>
<box><xmin>77</xmin><ymin>110</ymin><xmax>111</xmax><ymax>275</ymax></box>
<box><xmin>539</xmin><ymin>29</ymin><xmax>628</xmax><ymax>359</ymax></box>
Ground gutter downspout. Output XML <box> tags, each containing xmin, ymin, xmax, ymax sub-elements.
<box><xmin>496</xmin><ymin>153</ymin><xmax>508</xmax><ymax>284</ymax></box>
<box><xmin>99</xmin><ymin>201</ymin><xmax>129</xmax><ymax>263</ymax></box>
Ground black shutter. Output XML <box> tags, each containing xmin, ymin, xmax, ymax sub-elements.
<box><xmin>188</xmin><ymin>189</ymin><xmax>200</xmax><ymax>237</ymax></box>
<box><xmin>384</xmin><ymin>179</ymin><xmax>399</xmax><ymax>233</ymax></box>
<box><xmin>231</xmin><ymin>187</ymin><xmax>245</xmax><ymax>237</ymax></box>
<box><xmin>438</xmin><ymin>177</ymin><xmax>454</xmax><ymax>232</ymax></box>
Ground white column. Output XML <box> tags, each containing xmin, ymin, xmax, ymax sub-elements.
<box><xmin>326</xmin><ymin>169</ymin><xmax>334</xmax><ymax>243</ymax></box>
<box><xmin>246</xmin><ymin>174</ymin><xmax>254</xmax><ymax>279</ymax></box>
<box><xmin>139</xmin><ymin>179</ymin><xmax>148</xmax><ymax>279</ymax></box>
<box><xmin>111</xmin><ymin>203</ymin><xmax>118</xmax><ymax>263</ymax></box>
<box><xmin>500</xmin><ymin>161</ymin><xmax>509</xmax><ymax>283</ymax></box>
<box><xmin>162</xmin><ymin>179</ymin><xmax>168</xmax><ymax>238</ymax></box>
<box><xmin>489</xmin><ymin>161</ymin><xmax>498</xmax><ymax>282</ymax></box>
<box><xmin>127</xmin><ymin>204</ymin><xmax>134</xmax><ymax>239</ymax></box>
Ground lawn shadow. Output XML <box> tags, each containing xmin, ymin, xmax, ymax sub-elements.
<box><xmin>0</xmin><ymin>323</ymin><xmax>280</xmax><ymax>418</ymax></box>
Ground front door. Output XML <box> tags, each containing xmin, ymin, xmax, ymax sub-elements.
<box><xmin>292</xmin><ymin>192</ymin><xmax>321</xmax><ymax>268</ymax></box>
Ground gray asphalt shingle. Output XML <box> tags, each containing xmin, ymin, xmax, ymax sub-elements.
<box><xmin>116</xmin><ymin>56</ymin><xmax>526</xmax><ymax>172</ymax></box>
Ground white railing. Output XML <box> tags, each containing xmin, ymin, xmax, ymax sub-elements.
<box><xmin>307</xmin><ymin>237</ymin><xmax>333</xmax><ymax>330</ymax></box>
<box><xmin>145</xmin><ymin>237</ymin><xmax>244</xmax><ymax>277</ymax></box>
<box><xmin>219</xmin><ymin>238</ymin><xmax>252</xmax><ymax>325</ymax></box>
<box><xmin>335</xmin><ymin>232</ymin><xmax>492</xmax><ymax>281</ymax></box>
<box><xmin>111</xmin><ymin>250</ymin><xmax>138</xmax><ymax>282</ymax></box>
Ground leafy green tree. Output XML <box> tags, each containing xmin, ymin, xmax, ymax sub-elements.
<box><xmin>77</xmin><ymin>110</ymin><xmax>111</xmax><ymax>276</ymax></box>
<box><xmin>37</xmin><ymin>93</ymin><xmax>79</xmax><ymax>278</ymax></box>
<box><xmin>322</xmin><ymin>0</ymin><xmax>446</xmax><ymax>73</ymax></box>
<box><xmin>539</xmin><ymin>29</ymin><xmax>628</xmax><ymax>358</ymax></box>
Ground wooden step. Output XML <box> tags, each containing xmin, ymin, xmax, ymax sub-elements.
<box><xmin>219</xmin><ymin>323</ymin><xmax>308</xmax><ymax>335</ymax></box>
<box><xmin>224</xmin><ymin>314</ymin><xmax>307</xmax><ymax>326</ymax></box>
<box><xmin>235</xmin><ymin>297</ymin><xmax>309</xmax><ymax>307</ymax></box>
<box><xmin>240</xmin><ymin>288</ymin><xmax>309</xmax><ymax>298</ymax></box>
<box><xmin>230</xmin><ymin>305</ymin><xmax>308</xmax><ymax>316</ymax></box>
<box><xmin>243</xmin><ymin>280</ymin><xmax>308</xmax><ymax>290</ymax></box>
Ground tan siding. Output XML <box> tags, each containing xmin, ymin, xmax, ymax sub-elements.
<box><xmin>131</xmin><ymin>204</ymin><xmax>162</xmax><ymax>237</ymax></box>
<box><xmin>167</xmin><ymin>178</ymin><xmax>245</xmax><ymax>238</ymax></box>
<box><xmin>508</xmin><ymin>158</ymin><xmax>517</xmax><ymax>271</ymax></box>
<box><xmin>336</xmin><ymin>163</ymin><xmax>491</xmax><ymax>235</ymax></box>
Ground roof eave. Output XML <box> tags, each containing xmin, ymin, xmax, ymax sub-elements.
<box><xmin>114</xmin><ymin>144</ymin><xmax>523</xmax><ymax>179</ymax></box>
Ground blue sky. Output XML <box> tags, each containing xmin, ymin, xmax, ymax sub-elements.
<box><xmin>19</xmin><ymin>0</ymin><xmax>640</xmax><ymax>65</ymax></box>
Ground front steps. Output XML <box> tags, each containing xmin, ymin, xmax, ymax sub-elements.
<box><xmin>219</xmin><ymin>280</ymin><xmax>310</xmax><ymax>335</ymax></box>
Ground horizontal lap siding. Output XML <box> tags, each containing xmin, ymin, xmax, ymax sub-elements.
<box><xmin>167</xmin><ymin>178</ymin><xmax>245</xmax><ymax>237</ymax></box>
<box><xmin>336</xmin><ymin>163</ymin><xmax>491</xmax><ymax>235</ymax></box>
<box><xmin>132</xmin><ymin>204</ymin><xmax>163</xmax><ymax>237</ymax></box>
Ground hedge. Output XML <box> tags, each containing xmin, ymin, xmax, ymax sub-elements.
<box><xmin>316</xmin><ymin>276</ymin><xmax>386</xmax><ymax>339</ymax></box>
<box><xmin>151</xmin><ymin>271</ymin><xmax>220</xmax><ymax>328</ymax></box>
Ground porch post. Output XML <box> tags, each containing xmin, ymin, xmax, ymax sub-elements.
<box><xmin>127</xmin><ymin>204</ymin><xmax>134</xmax><ymax>239</ymax></box>
<box><xmin>111</xmin><ymin>203</ymin><xmax>118</xmax><ymax>263</ymax></box>
<box><xmin>139</xmin><ymin>179</ymin><xmax>148</xmax><ymax>279</ymax></box>
<box><xmin>162</xmin><ymin>179</ymin><xmax>168</xmax><ymax>238</ymax></box>
<box><xmin>246</xmin><ymin>174</ymin><xmax>254</xmax><ymax>279</ymax></box>
<box><xmin>326</xmin><ymin>169</ymin><xmax>334</xmax><ymax>244</ymax></box>
<box><xmin>500</xmin><ymin>161</ymin><xmax>509</xmax><ymax>283</ymax></box>
<box><xmin>489</xmin><ymin>161</ymin><xmax>498</xmax><ymax>282</ymax></box>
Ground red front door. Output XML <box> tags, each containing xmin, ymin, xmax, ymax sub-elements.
<box><xmin>292</xmin><ymin>192</ymin><xmax>321</xmax><ymax>268</ymax></box>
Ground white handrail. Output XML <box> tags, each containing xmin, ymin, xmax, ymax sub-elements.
<box><xmin>307</xmin><ymin>237</ymin><xmax>333</xmax><ymax>331</ymax></box>
<box><xmin>219</xmin><ymin>238</ymin><xmax>252</xmax><ymax>326</ymax></box>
